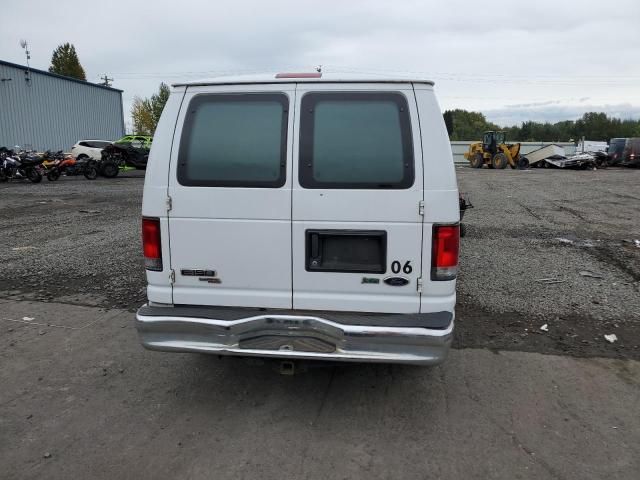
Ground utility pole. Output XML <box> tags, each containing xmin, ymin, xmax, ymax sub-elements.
<box><xmin>19</xmin><ymin>40</ymin><xmax>31</xmax><ymax>83</ymax></box>
<box><xmin>100</xmin><ymin>74</ymin><xmax>114</xmax><ymax>87</ymax></box>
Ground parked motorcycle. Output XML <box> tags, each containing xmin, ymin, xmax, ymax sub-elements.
<box><xmin>45</xmin><ymin>152</ymin><xmax>98</xmax><ymax>181</ymax></box>
<box><xmin>0</xmin><ymin>147</ymin><xmax>44</xmax><ymax>183</ymax></box>
<box><xmin>41</xmin><ymin>150</ymin><xmax>65</xmax><ymax>170</ymax></box>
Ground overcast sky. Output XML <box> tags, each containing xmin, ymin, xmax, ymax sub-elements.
<box><xmin>2</xmin><ymin>0</ymin><xmax>639</xmax><ymax>128</ymax></box>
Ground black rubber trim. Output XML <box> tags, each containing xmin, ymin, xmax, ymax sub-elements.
<box><xmin>305</xmin><ymin>229</ymin><xmax>387</xmax><ymax>274</ymax></box>
<box><xmin>138</xmin><ymin>305</ymin><xmax>453</xmax><ymax>330</ymax></box>
<box><xmin>298</xmin><ymin>91</ymin><xmax>415</xmax><ymax>189</ymax></box>
<box><xmin>177</xmin><ymin>93</ymin><xmax>289</xmax><ymax>188</ymax></box>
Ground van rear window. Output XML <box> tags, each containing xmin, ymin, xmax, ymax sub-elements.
<box><xmin>299</xmin><ymin>92</ymin><xmax>414</xmax><ymax>189</ymax></box>
<box><xmin>178</xmin><ymin>94</ymin><xmax>288</xmax><ymax>187</ymax></box>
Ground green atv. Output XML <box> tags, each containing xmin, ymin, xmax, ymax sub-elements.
<box><xmin>99</xmin><ymin>135</ymin><xmax>153</xmax><ymax>177</ymax></box>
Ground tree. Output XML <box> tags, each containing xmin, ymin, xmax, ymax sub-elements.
<box><xmin>443</xmin><ymin>109</ymin><xmax>640</xmax><ymax>142</ymax></box>
<box><xmin>443</xmin><ymin>109</ymin><xmax>499</xmax><ymax>141</ymax></box>
<box><xmin>49</xmin><ymin>43</ymin><xmax>86</xmax><ymax>80</ymax></box>
<box><xmin>131</xmin><ymin>83</ymin><xmax>170</xmax><ymax>135</ymax></box>
<box><xmin>443</xmin><ymin>110</ymin><xmax>454</xmax><ymax>137</ymax></box>
<box><xmin>131</xmin><ymin>97</ymin><xmax>155</xmax><ymax>135</ymax></box>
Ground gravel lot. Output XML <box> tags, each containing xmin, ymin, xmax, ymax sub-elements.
<box><xmin>0</xmin><ymin>167</ymin><xmax>639</xmax><ymax>358</ymax></box>
<box><xmin>0</xmin><ymin>173</ymin><xmax>146</xmax><ymax>310</ymax></box>
<box><xmin>456</xmin><ymin>167</ymin><xmax>640</xmax><ymax>359</ymax></box>
<box><xmin>2</xmin><ymin>168</ymin><xmax>640</xmax><ymax>480</ymax></box>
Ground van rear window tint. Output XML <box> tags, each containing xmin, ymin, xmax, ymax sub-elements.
<box><xmin>299</xmin><ymin>92</ymin><xmax>414</xmax><ymax>189</ymax></box>
<box><xmin>178</xmin><ymin>94</ymin><xmax>288</xmax><ymax>187</ymax></box>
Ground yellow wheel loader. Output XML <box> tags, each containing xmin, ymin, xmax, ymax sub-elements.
<box><xmin>464</xmin><ymin>131</ymin><xmax>527</xmax><ymax>169</ymax></box>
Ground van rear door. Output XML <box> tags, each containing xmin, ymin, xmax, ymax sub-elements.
<box><xmin>291</xmin><ymin>83</ymin><xmax>424</xmax><ymax>313</ymax></box>
<box><xmin>167</xmin><ymin>84</ymin><xmax>294</xmax><ymax>308</ymax></box>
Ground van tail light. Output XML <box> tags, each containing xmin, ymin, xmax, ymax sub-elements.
<box><xmin>142</xmin><ymin>217</ymin><xmax>162</xmax><ymax>271</ymax></box>
<box><xmin>431</xmin><ymin>224</ymin><xmax>459</xmax><ymax>281</ymax></box>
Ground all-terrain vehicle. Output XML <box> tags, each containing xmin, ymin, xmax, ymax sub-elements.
<box><xmin>44</xmin><ymin>152</ymin><xmax>98</xmax><ymax>181</ymax></box>
<box><xmin>100</xmin><ymin>135</ymin><xmax>152</xmax><ymax>175</ymax></box>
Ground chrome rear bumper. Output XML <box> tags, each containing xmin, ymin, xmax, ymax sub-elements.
<box><xmin>135</xmin><ymin>305</ymin><xmax>454</xmax><ymax>365</ymax></box>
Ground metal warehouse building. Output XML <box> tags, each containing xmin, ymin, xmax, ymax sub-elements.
<box><xmin>0</xmin><ymin>60</ymin><xmax>124</xmax><ymax>151</ymax></box>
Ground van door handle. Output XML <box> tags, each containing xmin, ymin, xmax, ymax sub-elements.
<box><xmin>310</xmin><ymin>233</ymin><xmax>320</xmax><ymax>259</ymax></box>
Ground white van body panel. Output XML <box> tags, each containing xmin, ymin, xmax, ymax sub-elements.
<box><xmin>142</xmin><ymin>86</ymin><xmax>186</xmax><ymax>305</ymax></box>
<box><xmin>413</xmin><ymin>87</ymin><xmax>459</xmax><ymax>314</ymax></box>
<box><xmin>291</xmin><ymin>83</ymin><xmax>423</xmax><ymax>313</ymax></box>
<box><xmin>166</xmin><ymin>83</ymin><xmax>295</xmax><ymax>308</ymax></box>
<box><xmin>137</xmin><ymin>74</ymin><xmax>458</xmax><ymax>365</ymax></box>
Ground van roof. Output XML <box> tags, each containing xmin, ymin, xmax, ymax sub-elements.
<box><xmin>173</xmin><ymin>72</ymin><xmax>435</xmax><ymax>87</ymax></box>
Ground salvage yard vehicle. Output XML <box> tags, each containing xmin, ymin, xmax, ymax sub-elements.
<box><xmin>522</xmin><ymin>144</ymin><xmax>566</xmax><ymax>168</ymax></box>
<box><xmin>136</xmin><ymin>73</ymin><xmax>459</xmax><ymax>367</ymax></box>
<box><xmin>70</xmin><ymin>140</ymin><xmax>112</xmax><ymax>161</ymax></box>
<box><xmin>101</xmin><ymin>137</ymin><xmax>151</xmax><ymax>173</ymax></box>
<box><xmin>0</xmin><ymin>147</ymin><xmax>44</xmax><ymax>183</ymax></box>
<box><xmin>97</xmin><ymin>147</ymin><xmax>123</xmax><ymax>178</ymax></box>
<box><xmin>464</xmin><ymin>131</ymin><xmax>526</xmax><ymax>169</ymax></box>
<box><xmin>115</xmin><ymin>135</ymin><xmax>153</xmax><ymax>148</ymax></box>
<box><xmin>114</xmin><ymin>135</ymin><xmax>152</xmax><ymax>168</ymax></box>
<box><xmin>45</xmin><ymin>153</ymin><xmax>98</xmax><ymax>181</ymax></box>
<box><xmin>608</xmin><ymin>138</ymin><xmax>626</xmax><ymax>165</ymax></box>
<box><xmin>41</xmin><ymin>149</ymin><xmax>65</xmax><ymax>170</ymax></box>
<box><xmin>621</xmin><ymin>138</ymin><xmax>640</xmax><ymax>167</ymax></box>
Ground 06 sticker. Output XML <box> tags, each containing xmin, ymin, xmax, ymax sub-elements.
<box><xmin>390</xmin><ymin>260</ymin><xmax>412</xmax><ymax>275</ymax></box>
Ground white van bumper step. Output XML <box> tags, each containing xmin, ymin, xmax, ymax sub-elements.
<box><xmin>135</xmin><ymin>305</ymin><xmax>453</xmax><ymax>365</ymax></box>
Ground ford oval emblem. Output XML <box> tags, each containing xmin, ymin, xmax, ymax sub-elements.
<box><xmin>384</xmin><ymin>277</ymin><xmax>409</xmax><ymax>287</ymax></box>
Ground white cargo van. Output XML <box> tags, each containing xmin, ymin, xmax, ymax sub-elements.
<box><xmin>136</xmin><ymin>72</ymin><xmax>459</xmax><ymax>365</ymax></box>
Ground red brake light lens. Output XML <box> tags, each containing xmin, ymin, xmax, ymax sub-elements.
<box><xmin>142</xmin><ymin>217</ymin><xmax>162</xmax><ymax>271</ymax></box>
<box><xmin>431</xmin><ymin>224</ymin><xmax>459</xmax><ymax>281</ymax></box>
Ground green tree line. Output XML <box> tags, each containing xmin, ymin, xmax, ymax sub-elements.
<box><xmin>444</xmin><ymin>109</ymin><xmax>640</xmax><ymax>142</ymax></box>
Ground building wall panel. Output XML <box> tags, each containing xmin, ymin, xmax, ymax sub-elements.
<box><xmin>0</xmin><ymin>61</ymin><xmax>124</xmax><ymax>151</ymax></box>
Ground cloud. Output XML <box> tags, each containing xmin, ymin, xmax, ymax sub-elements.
<box><xmin>505</xmin><ymin>100</ymin><xmax>562</xmax><ymax>109</ymax></box>
<box><xmin>1</xmin><ymin>0</ymin><xmax>639</xmax><ymax>126</ymax></box>
<box><xmin>485</xmin><ymin>103</ymin><xmax>640</xmax><ymax>127</ymax></box>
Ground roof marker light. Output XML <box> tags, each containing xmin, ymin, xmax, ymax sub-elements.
<box><xmin>275</xmin><ymin>72</ymin><xmax>322</xmax><ymax>79</ymax></box>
